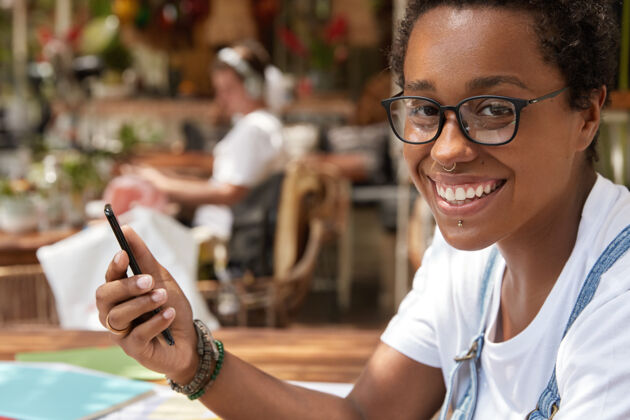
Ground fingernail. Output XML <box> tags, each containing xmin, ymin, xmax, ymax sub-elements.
<box><xmin>114</xmin><ymin>250</ymin><xmax>124</xmax><ymax>264</ymax></box>
<box><xmin>137</xmin><ymin>275</ymin><xmax>152</xmax><ymax>290</ymax></box>
<box><xmin>163</xmin><ymin>307</ymin><xmax>175</xmax><ymax>319</ymax></box>
<box><xmin>151</xmin><ymin>288</ymin><xmax>166</xmax><ymax>302</ymax></box>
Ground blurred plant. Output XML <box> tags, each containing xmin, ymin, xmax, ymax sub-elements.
<box><xmin>0</xmin><ymin>8</ymin><xmax>11</xmax><ymax>85</ymax></box>
<box><xmin>51</xmin><ymin>151</ymin><xmax>107</xmax><ymax>195</ymax></box>
<box><xmin>0</xmin><ymin>180</ymin><xmax>11</xmax><ymax>197</ymax></box>
<box><xmin>22</xmin><ymin>150</ymin><xmax>114</xmax><ymax>227</ymax></box>
<box><xmin>118</xmin><ymin>123</ymin><xmax>142</xmax><ymax>154</ymax></box>
<box><xmin>0</xmin><ymin>178</ymin><xmax>32</xmax><ymax>197</ymax></box>
<box><xmin>111</xmin><ymin>0</ymin><xmax>209</xmax><ymax>51</ymax></box>
<box><xmin>79</xmin><ymin>15</ymin><xmax>132</xmax><ymax>72</ymax></box>
<box><xmin>28</xmin><ymin>133</ymin><xmax>49</xmax><ymax>160</ymax></box>
<box><xmin>279</xmin><ymin>15</ymin><xmax>348</xmax><ymax>71</ymax></box>
<box><xmin>117</xmin><ymin>121</ymin><xmax>162</xmax><ymax>155</ymax></box>
<box><xmin>101</xmin><ymin>41</ymin><xmax>132</xmax><ymax>73</ymax></box>
<box><xmin>0</xmin><ymin>177</ymin><xmax>39</xmax><ymax>233</ymax></box>
<box><xmin>91</xmin><ymin>0</ymin><xmax>115</xmax><ymax>17</ymax></box>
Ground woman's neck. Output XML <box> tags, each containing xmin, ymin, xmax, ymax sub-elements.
<box><xmin>240</xmin><ymin>100</ymin><xmax>265</xmax><ymax>116</ymax></box>
<box><xmin>494</xmin><ymin>167</ymin><xmax>597</xmax><ymax>341</ymax></box>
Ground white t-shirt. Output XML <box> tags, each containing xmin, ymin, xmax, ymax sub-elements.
<box><xmin>381</xmin><ymin>174</ymin><xmax>630</xmax><ymax>419</ymax></box>
<box><xmin>193</xmin><ymin>110</ymin><xmax>286</xmax><ymax>238</ymax></box>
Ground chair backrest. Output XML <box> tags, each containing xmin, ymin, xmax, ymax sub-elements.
<box><xmin>226</xmin><ymin>160</ymin><xmax>350</xmax><ymax>283</ymax></box>
<box><xmin>272</xmin><ymin>161</ymin><xmax>324</xmax><ymax>280</ymax></box>
<box><xmin>309</xmin><ymin>162</ymin><xmax>351</xmax><ymax>240</ymax></box>
<box><xmin>271</xmin><ymin>161</ymin><xmax>351</xmax><ymax>323</ymax></box>
<box><xmin>0</xmin><ymin>264</ymin><xmax>59</xmax><ymax>326</ymax></box>
<box><xmin>227</xmin><ymin>172</ymin><xmax>285</xmax><ymax>277</ymax></box>
<box><xmin>275</xmin><ymin>217</ymin><xmax>326</xmax><ymax>320</ymax></box>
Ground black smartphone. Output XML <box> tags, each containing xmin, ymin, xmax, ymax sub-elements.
<box><xmin>104</xmin><ymin>203</ymin><xmax>175</xmax><ymax>346</ymax></box>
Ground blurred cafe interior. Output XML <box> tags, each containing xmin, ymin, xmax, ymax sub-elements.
<box><xmin>0</xmin><ymin>0</ymin><xmax>628</xmax><ymax>368</ymax></box>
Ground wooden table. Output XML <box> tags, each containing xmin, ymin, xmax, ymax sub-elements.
<box><xmin>0</xmin><ymin>228</ymin><xmax>78</xmax><ymax>266</ymax></box>
<box><xmin>0</xmin><ymin>326</ymin><xmax>381</xmax><ymax>383</ymax></box>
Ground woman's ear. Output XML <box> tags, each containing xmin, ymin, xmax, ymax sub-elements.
<box><xmin>576</xmin><ymin>85</ymin><xmax>607</xmax><ymax>152</ymax></box>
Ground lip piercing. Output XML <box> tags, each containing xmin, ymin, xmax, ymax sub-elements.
<box><xmin>458</xmin><ymin>220</ymin><xmax>463</xmax><ymax>228</ymax></box>
<box><xmin>443</xmin><ymin>162</ymin><xmax>457</xmax><ymax>172</ymax></box>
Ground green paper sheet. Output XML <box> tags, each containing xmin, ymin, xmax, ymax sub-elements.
<box><xmin>16</xmin><ymin>346</ymin><xmax>163</xmax><ymax>381</ymax></box>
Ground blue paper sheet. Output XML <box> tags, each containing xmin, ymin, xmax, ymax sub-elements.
<box><xmin>0</xmin><ymin>362</ymin><xmax>154</xmax><ymax>420</ymax></box>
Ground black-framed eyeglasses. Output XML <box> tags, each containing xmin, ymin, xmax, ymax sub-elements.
<box><xmin>381</xmin><ymin>87</ymin><xmax>567</xmax><ymax>146</ymax></box>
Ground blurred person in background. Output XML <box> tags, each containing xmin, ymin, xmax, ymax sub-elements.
<box><xmin>129</xmin><ymin>40</ymin><xmax>286</xmax><ymax>240</ymax></box>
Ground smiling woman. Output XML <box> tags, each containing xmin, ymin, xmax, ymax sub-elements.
<box><xmin>94</xmin><ymin>2</ymin><xmax>630</xmax><ymax>420</ymax></box>
<box><xmin>380</xmin><ymin>1</ymin><xmax>630</xmax><ymax>418</ymax></box>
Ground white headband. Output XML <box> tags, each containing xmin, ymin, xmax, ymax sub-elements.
<box><xmin>217</xmin><ymin>47</ymin><xmax>264</xmax><ymax>99</ymax></box>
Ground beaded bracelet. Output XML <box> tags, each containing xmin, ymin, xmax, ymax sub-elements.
<box><xmin>167</xmin><ymin>320</ymin><xmax>221</xmax><ymax>398</ymax></box>
<box><xmin>188</xmin><ymin>339</ymin><xmax>224</xmax><ymax>400</ymax></box>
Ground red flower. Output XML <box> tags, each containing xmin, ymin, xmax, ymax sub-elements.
<box><xmin>278</xmin><ymin>26</ymin><xmax>308</xmax><ymax>57</ymax></box>
<box><xmin>324</xmin><ymin>15</ymin><xmax>348</xmax><ymax>44</ymax></box>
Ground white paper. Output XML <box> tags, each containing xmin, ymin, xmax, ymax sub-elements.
<box><xmin>102</xmin><ymin>380</ymin><xmax>354</xmax><ymax>419</ymax></box>
<box><xmin>37</xmin><ymin>206</ymin><xmax>218</xmax><ymax>330</ymax></box>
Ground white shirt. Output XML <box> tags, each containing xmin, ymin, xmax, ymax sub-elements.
<box><xmin>381</xmin><ymin>175</ymin><xmax>630</xmax><ymax>419</ymax></box>
<box><xmin>193</xmin><ymin>110</ymin><xmax>286</xmax><ymax>238</ymax></box>
<box><xmin>211</xmin><ymin>110</ymin><xmax>285</xmax><ymax>187</ymax></box>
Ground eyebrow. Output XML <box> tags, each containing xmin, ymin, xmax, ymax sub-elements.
<box><xmin>404</xmin><ymin>75</ymin><xmax>529</xmax><ymax>93</ymax></box>
<box><xmin>404</xmin><ymin>79</ymin><xmax>435</xmax><ymax>92</ymax></box>
<box><xmin>466</xmin><ymin>75</ymin><xmax>529</xmax><ymax>91</ymax></box>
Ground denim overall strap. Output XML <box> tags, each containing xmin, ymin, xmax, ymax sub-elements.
<box><xmin>439</xmin><ymin>247</ymin><xmax>500</xmax><ymax>420</ymax></box>
<box><xmin>527</xmin><ymin>224</ymin><xmax>630</xmax><ymax>420</ymax></box>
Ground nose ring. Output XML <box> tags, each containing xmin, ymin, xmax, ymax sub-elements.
<box><xmin>442</xmin><ymin>162</ymin><xmax>457</xmax><ymax>172</ymax></box>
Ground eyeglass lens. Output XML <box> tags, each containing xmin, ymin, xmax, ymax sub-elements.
<box><xmin>388</xmin><ymin>97</ymin><xmax>518</xmax><ymax>144</ymax></box>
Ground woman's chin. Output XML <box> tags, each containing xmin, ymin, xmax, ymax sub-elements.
<box><xmin>436</xmin><ymin>222</ymin><xmax>496</xmax><ymax>252</ymax></box>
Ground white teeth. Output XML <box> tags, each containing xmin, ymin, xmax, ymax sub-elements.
<box><xmin>436</xmin><ymin>181</ymin><xmax>501</xmax><ymax>203</ymax></box>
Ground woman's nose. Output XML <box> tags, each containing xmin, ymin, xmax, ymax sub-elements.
<box><xmin>430</xmin><ymin>111</ymin><xmax>477</xmax><ymax>167</ymax></box>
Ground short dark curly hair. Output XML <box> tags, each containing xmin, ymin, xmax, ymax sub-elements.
<box><xmin>391</xmin><ymin>0</ymin><xmax>620</xmax><ymax>162</ymax></box>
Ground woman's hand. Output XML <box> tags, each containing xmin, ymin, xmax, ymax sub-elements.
<box><xmin>123</xmin><ymin>165</ymin><xmax>171</xmax><ymax>191</ymax></box>
<box><xmin>95</xmin><ymin>226</ymin><xmax>199</xmax><ymax>384</ymax></box>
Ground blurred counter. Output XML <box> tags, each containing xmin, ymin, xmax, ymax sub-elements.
<box><xmin>0</xmin><ymin>228</ymin><xmax>78</xmax><ymax>266</ymax></box>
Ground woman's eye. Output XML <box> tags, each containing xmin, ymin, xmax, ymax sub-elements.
<box><xmin>409</xmin><ymin>104</ymin><xmax>439</xmax><ymax>117</ymax></box>
<box><xmin>477</xmin><ymin>102</ymin><xmax>514</xmax><ymax>117</ymax></box>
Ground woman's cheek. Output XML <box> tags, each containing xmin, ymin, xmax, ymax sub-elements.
<box><xmin>403</xmin><ymin>144</ymin><xmax>422</xmax><ymax>171</ymax></box>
